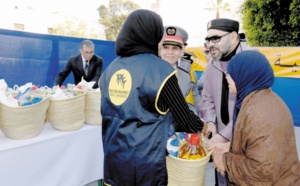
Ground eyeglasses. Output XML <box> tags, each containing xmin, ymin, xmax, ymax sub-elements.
<box><xmin>205</xmin><ymin>32</ymin><xmax>231</xmax><ymax>44</ymax></box>
<box><xmin>83</xmin><ymin>51</ymin><xmax>94</xmax><ymax>55</ymax></box>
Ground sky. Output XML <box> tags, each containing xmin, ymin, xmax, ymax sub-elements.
<box><xmin>2</xmin><ymin>0</ymin><xmax>244</xmax><ymax>46</ymax></box>
<box><xmin>112</xmin><ymin>0</ymin><xmax>241</xmax><ymax>46</ymax></box>
<box><xmin>99</xmin><ymin>0</ymin><xmax>244</xmax><ymax>46</ymax></box>
<box><xmin>140</xmin><ymin>0</ymin><xmax>244</xmax><ymax>46</ymax></box>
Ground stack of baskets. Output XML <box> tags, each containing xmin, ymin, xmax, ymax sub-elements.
<box><xmin>166</xmin><ymin>135</ymin><xmax>213</xmax><ymax>186</ymax></box>
<box><xmin>0</xmin><ymin>97</ymin><xmax>50</xmax><ymax>140</ymax></box>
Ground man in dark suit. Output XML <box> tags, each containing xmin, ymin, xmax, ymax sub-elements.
<box><xmin>54</xmin><ymin>40</ymin><xmax>103</xmax><ymax>88</ymax></box>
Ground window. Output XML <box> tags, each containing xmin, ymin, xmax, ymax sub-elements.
<box><xmin>14</xmin><ymin>23</ymin><xmax>24</xmax><ymax>31</ymax></box>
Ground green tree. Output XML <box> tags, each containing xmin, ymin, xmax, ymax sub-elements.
<box><xmin>289</xmin><ymin>0</ymin><xmax>300</xmax><ymax>40</ymax></box>
<box><xmin>241</xmin><ymin>0</ymin><xmax>300</xmax><ymax>46</ymax></box>
<box><xmin>98</xmin><ymin>0</ymin><xmax>140</xmax><ymax>41</ymax></box>
<box><xmin>205</xmin><ymin>0</ymin><xmax>231</xmax><ymax>18</ymax></box>
<box><xmin>49</xmin><ymin>17</ymin><xmax>102</xmax><ymax>39</ymax></box>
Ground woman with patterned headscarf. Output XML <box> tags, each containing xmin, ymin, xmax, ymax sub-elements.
<box><xmin>210</xmin><ymin>50</ymin><xmax>300</xmax><ymax>185</ymax></box>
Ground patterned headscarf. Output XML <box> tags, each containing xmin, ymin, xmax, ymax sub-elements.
<box><xmin>227</xmin><ymin>50</ymin><xmax>274</xmax><ymax>126</ymax></box>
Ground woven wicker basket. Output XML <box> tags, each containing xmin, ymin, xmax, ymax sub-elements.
<box><xmin>47</xmin><ymin>93</ymin><xmax>86</xmax><ymax>131</ymax></box>
<box><xmin>0</xmin><ymin>97</ymin><xmax>50</xmax><ymax>140</ymax></box>
<box><xmin>84</xmin><ymin>91</ymin><xmax>102</xmax><ymax>125</ymax></box>
<box><xmin>166</xmin><ymin>136</ymin><xmax>213</xmax><ymax>186</ymax></box>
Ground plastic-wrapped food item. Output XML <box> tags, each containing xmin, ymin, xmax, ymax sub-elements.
<box><xmin>167</xmin><ymin>132</ymin><xmax>185</xmax><ymax>157</ymax></box>
<box><xmin>167</xmin><ymin>137</ymin><xmax>181</xmax><ymax>157</ymax></box>
<box><xmin>178</xmin><ymin>133</ymin><xmax>206</xmax><ymax>160</ymax></box>
<box><xmin>20</xmin><ymin>96</ymin><xmax>43</xmax><ymax>106</ymax></box>
<box><xmin>60</xmin><ymin>86</ymin><xmax>67</xmax><ymax>93</ymax></box>
<box><xmin>67</xmin><ymin>84</ymin><xmax>74</xmax><ymax>91</ymax></box>
<box><xmin>17</xmin><ymin>87</ymin><xmax>43</xmax><ymax>106</ymax></box>
<box><xmin>32</xmin><ymin>85</ymin><xmax>52</xmax><ymax>97</ymax></box>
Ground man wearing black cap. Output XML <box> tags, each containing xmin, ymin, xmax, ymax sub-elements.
<box><xmin>199</xmin><ymin>18</ymin><xmax>255</xmax><ymax>186</ymax></box>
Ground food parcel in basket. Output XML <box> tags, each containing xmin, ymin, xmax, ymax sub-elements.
<box><xmin>166</xmin><ymin>131</ymin><xmax>213</xmax><ymax>186</ymax></box>
<box><xmin>46</xmin><ymin>83</ymin><xmax>87</xmax><ymax>131</ymax></box>
<box><xmin>67</xmin><ymin>77</ymin><xmax>102</xmax><ymax>125</ymax></box>
<box><xmin>0</xmin><ymin>80</ymin><xmax>50</xmax><ymax>139</ymax></box>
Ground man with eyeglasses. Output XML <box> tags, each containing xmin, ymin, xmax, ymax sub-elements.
<box><xmin>54</xmin><ymin>40</ymin><xmax>103</xmax><ymax>89</ymax></box>
<box><xmin>199</xmin><ymin>18</ymin><xmax>254</xmax><ymax>186</ymax></box>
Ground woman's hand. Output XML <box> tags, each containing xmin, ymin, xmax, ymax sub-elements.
<box><xmin>213</xmin><ymin>152</ymin><xmax>226</xmax><ymax>176</ymax></box>
<box><xmin>206</xmin><ymin>133</ymin><xmax>226</xmax><ymax>151</ymax></box>
<box><xmin>211</xmin><ymin>142</ymin><xmax>230</xmax><ymax>177</ymax></box>
<box><xmin>200</xmin><ymin>121</ymin><xmax>208</xmax><ymax>135</ymax></box>
<box><xmin>210</xmin><ymin>142</ymin><xmax>230</xmax><ymax>154</ymax></box>
<box><xmin>205</xmin><ymin>122</ymin><xmax>216</xmax><ymax>138</ymax></box>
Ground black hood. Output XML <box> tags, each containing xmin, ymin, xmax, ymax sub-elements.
<box><xmin>116</xmin><ymin>9</ymin><xmax>164</xmax><ymax>57</ymax></box>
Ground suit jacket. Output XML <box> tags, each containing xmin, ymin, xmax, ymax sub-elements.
<box><xmin>54</xmin><ymin>54</ymin><xmax>103</xmax><ymax>88</ymax></box>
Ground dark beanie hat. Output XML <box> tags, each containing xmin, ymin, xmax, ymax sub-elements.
<box><xmin>207</xmin><ymin>18</ymin><xmax>239</xmax><ymax>33</ymax></box>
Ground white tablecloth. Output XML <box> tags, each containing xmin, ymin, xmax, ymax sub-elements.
<box><xmin>0</xmin><ymin>123</ymin><xmax>103</xmax><ymax>186</ymax></box>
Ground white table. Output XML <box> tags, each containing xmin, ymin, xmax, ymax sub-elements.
<box><xmin>0</xmin><ymin>123</ymin><xmax>103</xmax><ymax>186</ymax></box>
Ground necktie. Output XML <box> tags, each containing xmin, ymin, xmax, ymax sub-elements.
<box><xmin>220</xmin><ymin>72</ymin><xmax>229</xmax><ymax>125</ymax></box>
<box><xmin>84</xmin><ymin>60</ymin><xmax>88</xmax><ymax>76</ymax></box>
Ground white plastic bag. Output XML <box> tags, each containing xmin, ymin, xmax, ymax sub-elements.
<box><xmin>0</xmin><ymin>79</ymin><xmax>8</xmax><ymax>91</ymax></box>
<box><xmin>0</xmin><ymin>90</ymin><xmax>18</xmax><ymax>107</ymax></box>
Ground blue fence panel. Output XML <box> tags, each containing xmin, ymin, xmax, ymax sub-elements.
<box><xmin>272</xmin><ymin>77</ymin><xmax>300</xmax><ymax>127</ymax></box>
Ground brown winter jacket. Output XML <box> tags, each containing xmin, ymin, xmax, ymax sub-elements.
<box><xmin>223</xmin><ymin>89</ymin><xmax>300</xmax><ymax>186</ymax></box>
